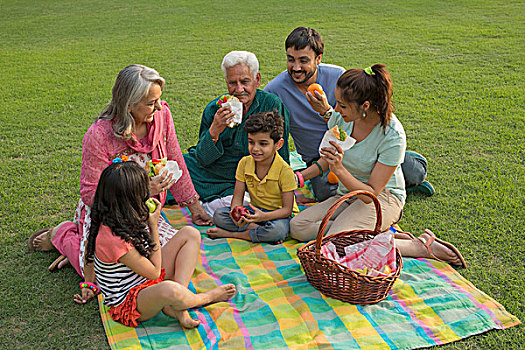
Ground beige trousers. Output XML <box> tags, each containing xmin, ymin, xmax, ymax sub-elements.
<box><xmin>290</xmin><ymin>190</ymin><xmax>403</xmax><ymax>242</ymax></box>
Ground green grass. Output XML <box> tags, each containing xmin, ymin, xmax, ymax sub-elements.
<box><xmin>1</xmin><ymin>0</ymin><xmax>523</xmax><ymax>348</ymax></box>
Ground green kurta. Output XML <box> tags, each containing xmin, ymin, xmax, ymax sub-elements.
<box><xmin>184</xmin><ymin>89</ymin><xmax>290</xmax><ymax>202</ymax></box>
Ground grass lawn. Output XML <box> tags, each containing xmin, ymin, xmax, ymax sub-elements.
<box><xmin>1</xmin><ymin>0</ymin><xmax>523</xmax><ymax>348</ymax></box>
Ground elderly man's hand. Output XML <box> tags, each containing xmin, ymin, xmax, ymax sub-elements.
<box><xmin>209</xmin><ymin>105</ymin><xmax>235</xmax><ymax>142</ymax></box>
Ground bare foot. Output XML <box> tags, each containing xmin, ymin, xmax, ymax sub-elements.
<box><xmin>206</xmin><ymin>227</ymin><xmax>231</xmax><ymax>239</ymax></box>
<box><xmin>417</xmin><ymin>232</ymin><xmax>462</xmax><ymax>266</ymax></box>
<box><xmin>202</xmin><ymin>284</ymin><xmax>236</xmax><ymax>304</ymax></box>
<box><xmin>163</xmin><ymin>306</ymin><xmax>200</xmax><ymax>329</ymax></box>
<box><xmin>31</xmin><ymin>229</ymin><xmax>54</xmax><ymax>251</ymax></box>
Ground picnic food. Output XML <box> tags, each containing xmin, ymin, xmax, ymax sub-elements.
<box><xmin>145</xmin><ymin>158</ymin><xmax>167</xmax><ymax>177</ymax></box>
<box><xmin>231</xmin><ymin>206</ymin><xmax>249</xmax><ymax>224</ymax></box>
<box><xmin>145</xmin><ymin>198</ymin><xmax>157</xmax><ymax>213</ymax></box>
<box><xmin>327</xmin><ymin>171</ymin><xmax>339</xmax><ymax>184</ymax></box>
<box><xmin>329</xmin><ymin>126</ymin><xmax>347</xmax><ymax>142</ymax></box>
<box><xmin>307</xmin><ymin>83</ymin><xmax>324</xmax><ymax>96</ymax></box>
<box><xmin>217</xmin><ymin>94</ymin><xmax>242</xmax><ymax>128</ymax></box>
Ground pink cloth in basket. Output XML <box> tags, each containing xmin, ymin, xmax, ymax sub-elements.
<box><xmin>321</xmin><ymin>231</ymin><xmax>397</xmax><ymax>277</ymax></box>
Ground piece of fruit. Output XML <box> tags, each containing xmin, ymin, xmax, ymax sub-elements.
<box><xmin>145</xmin><ymin>198</ymin><xmax>157</xmax><ymax>213</ymax></box>
<box><xmin>307</xmin><ymin>83</ymin><xmax>324</xmax><ymax>96</ymax></box>
<box><xmin>231</xmin><ymin>206</ymin><xmax>249</xmax><ymax>223</ymax></box>
<box><xmin>327</xmin><ymin>171</ymin><xmax>339</xmax><ymax>184</ymax></box>
<box><xmin>383</xmin><ymin>265</ymin><xmax>392</xmax><ymax>275</ymax></box>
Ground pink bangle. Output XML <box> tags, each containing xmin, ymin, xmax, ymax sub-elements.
<box><xmin>295</xmin><ymin>171</ymin><xmax>305</xmax><ymax>188</ymax></box>
<box><xmin>80</xmin><ymin>281</ymin><xmax>100</xmax><ymax>295</ymax></box>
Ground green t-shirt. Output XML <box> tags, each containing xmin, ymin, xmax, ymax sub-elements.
<box><xmin>184</xmin><ymin>89</ymin><xmax>290</xmax><ymax>202</ymax></box>
<box><xmin>327</xmin><ymin>113</ymin><xmax>406</xmax><ymax>204</ymax></box>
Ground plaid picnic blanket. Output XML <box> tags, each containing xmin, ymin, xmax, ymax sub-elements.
<box><xmin>98</xmin><ymin>152</ymin><xmax>520</xmax><ymax>349</ymax></box>
<box><xmin>99</xmin><ymin>206</ymin><xmax>519</xmax><ymax>350</ymax></box>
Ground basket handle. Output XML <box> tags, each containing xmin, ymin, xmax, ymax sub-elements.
<box><xmin>314</xmin><ymin>190</ymin><xmax>382</xmax><ymax>259</ymax></box>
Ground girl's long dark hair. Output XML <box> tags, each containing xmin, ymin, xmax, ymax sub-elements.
<box><xmin>337</xmin><ymin>64</ymin><xmax>394</xmax><ymax>131</ymax></box>
<box><xmin>85</xmin><ymin>161</ymin><xmax>156</xmax><ymax>263</ymax></box>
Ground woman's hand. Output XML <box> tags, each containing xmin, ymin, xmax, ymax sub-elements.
<box><xmin>209</xmin><ymin>105</ymin><xmax>235</xmax><ymax>142</ymax></box>
<box><xmin>306</xmin><ymin>90</ymin><xmax>331</xmax><ymax>115</ymax></box>
<box><xmin>244</xmin><ymin>204</ymin><xmax>267</xmax><ymax>223</ymax></box>
<box><xmin>149</xmin><ymin>172</ymin><xmax>176</xmax><ymax>196</ymax></box>
<box><xmin>147</xmin><ymin>198</ymin><xmax>162</xmax><ymax>229</ymax></box>
<box><xmin>320</xmin><ymin>141</ymin><xmax>345</xmax><ymax>173</ymax></box>
<box><xmin>188</xmin><ymin>201</ymin><xmax>212</xmax><ymax>226</ymax></box>
<box><xmin>74</xmin><ymin>288</ymin><xmax>95</xmax><ymax>304</ymax></box>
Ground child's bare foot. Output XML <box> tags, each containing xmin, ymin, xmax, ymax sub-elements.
<box><xmin>206</xmin><ymin>227</ymin><xmax>226</xmax><ymax>239</ymax></box>
<box><xmin>203</xmin><ymin>284</ymin><xmax>236</xmax><ymax>304</ymax></box>
<box><xmin>162</xmin><ymin>306</ymin><xmax>200</xmax><ymax>329</ymax></box>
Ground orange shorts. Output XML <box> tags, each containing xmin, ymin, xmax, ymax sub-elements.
<box><xmin>108</xmin><ymin>269</ymin><xmax>166</xmax><ymax>327</ymax></box>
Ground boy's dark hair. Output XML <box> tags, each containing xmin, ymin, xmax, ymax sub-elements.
<box><xmin>244</xmin><ymin>109</ymin><xmax>284</xmax><ymax>143</ymax></box>
<box><xmin>86</xmin><ymin>161</ymin><xmax>156</xmax><ymax>263</ymax></box>
<box><xmin>285</xmin><ymin>27</ymin><xmax>324</xmax><ymax>57</ymax></box>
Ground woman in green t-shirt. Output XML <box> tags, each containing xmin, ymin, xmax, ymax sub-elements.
<box><xmin>290</xmin><ymin>64</ymin><xmax>466</xmax><ymax>268</ymax></box>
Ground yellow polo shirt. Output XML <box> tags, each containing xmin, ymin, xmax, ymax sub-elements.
<box><xmin>236</xmin><ymin>153</ymin><xmax>299</xmax><ymax>214</ymax></box>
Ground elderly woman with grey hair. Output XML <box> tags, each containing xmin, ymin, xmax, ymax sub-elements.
<box><xmin>184</xmin><ymin>51</ymin><xmax>291</xmax><ymax>216</ymax></box>
<box><xmin>29</xmin><ymin>64</ymin><xmax>211</xmax><ymax>303</ymax></box>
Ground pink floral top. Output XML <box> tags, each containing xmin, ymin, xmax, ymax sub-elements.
<box><xmin>79</xmin><ymin>101</ymin><xmax>198</xmax><ymax>208</ymax></box>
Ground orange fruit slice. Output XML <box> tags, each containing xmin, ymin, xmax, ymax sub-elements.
<box><xmin>327</xmin><ymin>171</ymin><xmax>339</xmax><ymax>184</ymax></box>
<box><xmin>307</xmin><ymin>83</ymin><xmax>324</xmax><ymax>96</ymax></box>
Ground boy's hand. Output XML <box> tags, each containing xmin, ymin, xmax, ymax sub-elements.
<box><xmin>244</xmin><ymin>204</ymin><xmax>267</xmax><ymax>223</ymax></box>
<box><xmin>230</xmin><ymin>206</ymin><xmax>249</xmax><ymax>227</ymax></box>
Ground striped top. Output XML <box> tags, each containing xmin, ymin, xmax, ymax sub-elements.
<box><xmin>94</xmin><ymin>224</ymin><xmax>147</xmax><ymax>307</ymax></box>
<box><xmin>94</xmin><ymin>256</ymin><xmax>147</xmax><ymax>307</ymax></box>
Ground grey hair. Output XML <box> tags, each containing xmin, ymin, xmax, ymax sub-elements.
<box><xmin>97</xmin><ymin>64</ymin><xmax>165</xmax><ymax>140</ymax></box>
<box><xmin>221</xmin><ymin>51</ymin><xmax>259</xmax><ymax>79</ymax></box>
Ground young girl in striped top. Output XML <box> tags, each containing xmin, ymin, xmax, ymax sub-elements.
<box><xmin>82</xmin><ymin>161</ymin><xmax>235</xmax><ymax>328</ymax></box>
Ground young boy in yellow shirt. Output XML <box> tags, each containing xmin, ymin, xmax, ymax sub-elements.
<box><xmin>206</xmin><ymin>110</ymin><xmax>299</xmax><ymax>243</ymax></box>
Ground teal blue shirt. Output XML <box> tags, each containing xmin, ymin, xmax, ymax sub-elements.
<box><xmin>184</xmin><ymin>89</ymin><xmax>290</xmax><ymax>202</ymax></box>
<box><xmin>327</xmin><ymin>113</ymin><xmax>406</xmax><ymax>204</ymax></box>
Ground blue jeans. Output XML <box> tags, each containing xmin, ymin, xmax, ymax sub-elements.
<box><xmin>310</xmin><ymin>171</ymin><xmax>338</xmax><ymax>202</ymax></box>
<box><xmin>401</xmin><ymin>152</ymin><xmax>427</xmax><ymax>187</ymax></box>
<box><xmin>213</xmin><ymin>206</ymin><xmax>290</xmax><ymax>243</ymax></box>
<box><xmin>308</xmin><ymin>151</ymin><xmax>427</xmax><ymax>197</ymax></box>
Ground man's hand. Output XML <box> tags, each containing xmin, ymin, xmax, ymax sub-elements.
<box><xmin>306</xmin><ymin>90</ymin><xmax>331</xmax><ymax>115</ymax></box>
<box><xmin>188</xmin><ymin>202</ymin><xmax>212</xmax><ymax>226</ymax></box>
<box><xmin>209</xmin><ymin>105</ymin><xmax>235</xmax><ymax>142</ymax></box>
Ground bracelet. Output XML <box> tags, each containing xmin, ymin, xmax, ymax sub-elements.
<box><xmin>313</xmin><ymin>161</ymin><xmax>323</xmax><ymax>177</ymax></box>
<box><xmin>79</xmin><ymin>281</ymin><xmax>100</xmax><ymax>295</ymax></box>
<box><xmin>295</xmin><ymin>171</ymin><xmax>305</xmax><ymax>188</ymax></box>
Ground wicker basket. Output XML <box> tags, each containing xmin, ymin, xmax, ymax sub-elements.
<box><xmin>297</xmin><ymin>190</ymin><xmax>402</xmax><ymax>304</ymax></box>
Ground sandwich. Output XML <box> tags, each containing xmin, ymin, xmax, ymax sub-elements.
<box><xmin>329</xmin><ymin>126</ymin><xmax>347</xmax><ymax>142</ymax></box>
<box><xmin>145</xmin><ymin>158</ymin><xmax>167</xmax><ymax>177</ymax></box>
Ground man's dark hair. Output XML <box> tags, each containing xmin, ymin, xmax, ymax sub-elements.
<box><xmin>244</xmin><ymin>109</ymin><xmax>284</xmax><ymax>143</ymax></box>
<box><xmin>285</xmin><ymin>27</ymin><xmax>324</xmax><ymax>57</ymax></box>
